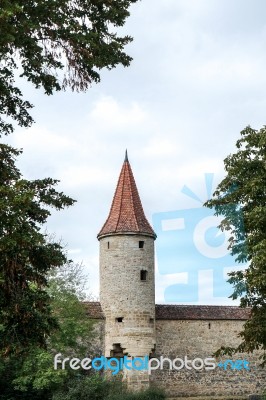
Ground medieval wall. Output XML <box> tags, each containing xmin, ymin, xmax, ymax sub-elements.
<box><xmin>88</xmin><ymin>320</ymin><xmax>105</xmax><ymax>358</ymax></box>
<box><xmin>99</xmin><ymin>234</ymin><xmax>156</xmax><ymax>358</ymax></box>
<box><xmin>150</xmin><ymin>319</ymin><xmax>266</xmax><ymax>398</ymax></box>
<box><xmin>85</xmin><ymin>303</ymin><xmax>266</xmax><ymax>398</ymax></box>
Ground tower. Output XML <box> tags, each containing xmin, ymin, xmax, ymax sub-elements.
<box><xmin>97</xmin><ymin>151</ymin><xmax>156</xmax><ymax>389</ymax></box>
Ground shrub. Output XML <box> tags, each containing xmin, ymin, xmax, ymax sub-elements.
<box><xmin>52</xmin><ymin>374</ymin><xmax>166</xmax><ymax>400</ymax></box>
<box><xmin>52</xmin><ymin>374</ymin><xmax>123</xmax><ymax>400</ymax></box>
<box><xmin>107</xmin><ymin>387</ymin><xmax>166</xmax><ymax>400</ymax></box>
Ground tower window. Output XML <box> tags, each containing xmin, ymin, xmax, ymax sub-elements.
<box><xmin>208</xmin><ymin>323</ymin><xmax>211</xmax><ymax>329</ymax></box>
<box><xmin>140</xmin><ymin>270</ymin><xmax>147</xmax><ymax>281</ymax></box>
<box><xmin>107</xmin><ymin>241</ymin><xmax>110</xmax><ymax>249</ymax></box>
<box><xmin>116</xmin><ymin>317</ymin><xmax>124</xmax><ymax>323</ymax></box>
<box><xmin>139</xmin><ymin>241</ymin><xmax>144</xmax><ymax>248</ymax></box>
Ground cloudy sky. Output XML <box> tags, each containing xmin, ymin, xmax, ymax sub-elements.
<box><xmin>5</xmin><ymin>0</ymin><xmax>266</xmax><ymax>304</ymax></box>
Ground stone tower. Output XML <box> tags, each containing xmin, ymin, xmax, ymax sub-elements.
<box><xmin>97</xmin><ymin>151</ymin><xmax>156</xmax><ymax>389</ymax></box>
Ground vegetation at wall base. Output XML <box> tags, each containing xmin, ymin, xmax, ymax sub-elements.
<box><xmin>52</xmin><ymin>374</ymin><xmax>166</xmax><ymax>400</ymax></box>
<box><xmin>106</xmin><ymin>387</ymin><xmax>166</xmax><ymax>400</ymax></box>
<box><xmin>0</xmin><ymin>369</ymin><xmax>166</xmax><ymax>400</ymax></box>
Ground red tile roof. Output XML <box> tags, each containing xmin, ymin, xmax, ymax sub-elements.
<box><xmin>83</xmin><ymin>302</ymin><xmax>251</xmax><ymax>321</ymax></box>
<box><xmin>84</xmin><ymin>301</ymin><xmax>104</xmax><ymax>319</ymax></box>
<box><xmin>97</xmin><ymin>152</ymin><xmax>156</xmax><ymax>239</ymax></box>
<box><xmin>155</xmin><ymin>304</ymin><xmax>251</xmax><ymax>320</ymax></box>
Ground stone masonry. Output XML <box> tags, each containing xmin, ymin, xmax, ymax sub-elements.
<box><xmin>97</xmin><ymin>151</ymin><xmax>157</xmax><ymax>390</ymax></box>
<box><xmin>99</xmin><ymin>234</ymin><xmax>156</xmax><ymax>359</ymax></box>
<box><xmin>88</xmin><ymin>152</ymin><xmax>266</xmax><ymax>397</ymax></box>
<box><xmin>85</xmin><ymin>303</ymin><xmax>266</xmax><ymax>398</ymax></box>
<box><xmin>151</xmin><ymin>313</ymin><xmax>265</xmax><ymax>398</ymax></box>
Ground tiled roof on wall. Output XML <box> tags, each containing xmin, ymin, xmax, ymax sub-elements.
<box><xmin>97</xmin><ymin>151</ymin><xmax>156</xmax><ymax>239</ymax></box>
<box><xmin>155</xmin><ymin>304</ymin><xmax>250</xmax><ymax>320</ymax></box>
<box><xmin>84</xmin><ymin>301</ymin><xmax>104</xmax><ymax>319</ymax></box>
<box><xmin>83</xmin><ymin>302</ymin><xmax>250</xmax><ymax>321</ymax></box>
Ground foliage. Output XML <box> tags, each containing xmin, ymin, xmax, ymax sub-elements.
<box><xmin>0</xmin><ymin>0</ymin><xmax>138</xmax><ymax>135</ymax></box>
<box><xmin>52</xmin><ymin>374</ymin><xmax>166</xmax><ymax>400</ymax></box>
<box><xmin>107</xmin><ymin>387</ymin><xmax>166</xmax><ymax>400</ymax></box>
<box><xmin>0</xmin><ymin>143</ymin><xmax>75</xmax><ymax>356</ymax></box>
<box><xmin>204</xmin><ymin>125</ymin><xmax>266</xmax><ymax>365</ymax></box>
<box><xmin>0</xmin><ymin>351</ymin><xmax>66</xmax><ymax>399</ymax></box>
<box><xmin>0</xmin><ymin>261</ymin><xmax>95</xmax><ymax>398</ymax></box>
<box><xmin>10</xmin><ymin>261</ymin><xmax>94</xmax><ymax>391</ymax></box>
<box><xmin>46</xmin><ymin>261</ymin><xmax>94</xmax><ymax>354</ymax></box>
<box><xmin>0</xmin><ymin>253</ymin><xmax>166</xmax><ymax>399</ymax></box>
<box><xmin>52</xmin><ymin>374</ymin><xmax>123</xmax><ymax>400</ymax></box>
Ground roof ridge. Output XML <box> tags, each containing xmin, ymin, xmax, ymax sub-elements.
<box><xmin>84</xmin><ymin>301</ymin><xmax>251</xmax><ymax>321</ymax></box>
<box><xmin>127</xmin><ymin>162</ymin><xmax>139</xmax><ymax>231</ymax></box>
<box><xmin>115</xmin><ymin>159</ymin><xmax>126</xmax><ymax>232</ymax></box>
<box><xmin>97</xmin><ymin>155</ymin><xmax>156</xmax><ymax>239</ymax></box>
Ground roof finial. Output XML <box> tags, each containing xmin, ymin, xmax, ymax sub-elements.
<box><xmin>124</xmin><ymin>149</ymin><xmax>128</xmax><ymax>162</ymax></box>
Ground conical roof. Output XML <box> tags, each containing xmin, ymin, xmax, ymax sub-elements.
<box><xmin>97</xmin><ymin>152</ymin><xmax>156</xmax><ymax>239</ymax></box>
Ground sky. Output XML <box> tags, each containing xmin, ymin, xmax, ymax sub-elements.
<box><xmin>5</xmin><ymin>0</ymin><xmax>266</xmax><ymax>304</ymax></box>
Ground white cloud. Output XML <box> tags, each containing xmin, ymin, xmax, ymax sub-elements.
<box><xmin>5</xmin><ymin>0</ymin><xmax>266</xmax><ymax>303</ymax></box>
<box><xmin>88</xmin><ymin>96</ymin><xmax>147</xmax><ymax>131</ymax></box>
<box><xmin>14</xmin><ymin>127</ymin><xmax>74</xmax><ymax>151</ymax></box>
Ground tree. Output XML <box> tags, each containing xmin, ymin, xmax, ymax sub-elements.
<box><xmin>0</xmin><ymin>143</ymin><xmax>75</xmax><ymax>356</ymax></box>
<box><xmin>47</xmin><ymin>261</ymin><xmax>96</xmax><ymax>356</ymax></box>
<box><xmin>0</xmin><ymin>0</ymin><xmax>138</xmax><ymax>135</ymax></box>
<box><xmin>0</xmin><ymin>260</ymin><xmax>95</xmax><ymax>399</ymax></box>
<box><xmin>204</xmin><ymin>125</ymin><xmax>266</xmax><ymax>365</ymax></box>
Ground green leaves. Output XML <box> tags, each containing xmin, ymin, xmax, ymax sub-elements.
<box><xmin>47</xmin><ymin>261</ymin><xmax>94</xmax><ymax>355</ymax></box>
<box><xmin>205</xmin><ymin>125</ymin><xmax>266</xmax><ymax>365</ymax></box>
<box><xmin>0</xmin><ymin>261</ymin><xmax>95</xmax><ymax>396</ymax></box>
<box><xmin>0</xmin><ymin>143</ymin><xmax>75</xmax><ymax>356</ymax></box>
<box><xmin>0</xmin><ymin>66</ymin><xmax>34</xmax><ymax>135</ymax></box>
<box><xmin>0</xmin><ymin>0</ymin><xmax>138</xmax><ymax>136</ymax></box>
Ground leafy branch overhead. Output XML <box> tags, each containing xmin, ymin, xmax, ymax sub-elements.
<box><xmin>0</xmin><ymin>0</ymin><xmax>138</xmax><ymax>135</ymax></box>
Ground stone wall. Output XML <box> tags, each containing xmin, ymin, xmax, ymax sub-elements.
<box><xmin>84</xmin><ymin>303</ymin><xmax>266</xmax><ymax>398</ymax></box>
<box><xmin>99</xmin><ymin>234</ymin><xmax>156</xmax><ymax>358</ymax></box>
<box><xmin>88</xmin><ymin>319</ymin><xmax>105</xmax><ymax>358</ymax></box>
<box><xmin>150</xmin><ymin>319</ymin><xmax>266</xmax><ymax>398</ymax></box>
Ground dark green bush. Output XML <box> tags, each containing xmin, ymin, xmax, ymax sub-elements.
<box><xmin>107</xmin><ymin>387</ymin><xmax>166</xmax><ymax>400</ymax></box>
<box><xmin>0</xmin><ymin>360</ymin><xmax>166</xmax><ymax>400</ymax></box>
<box><xmin>52</xmin><ymin>374</ymin><xmax>123</xmax><ymax>400</ymax></box>
<box><xmin>52</xmin><ymin>374</ymin><xmax>166</xmax><ymax>400</ymax></box>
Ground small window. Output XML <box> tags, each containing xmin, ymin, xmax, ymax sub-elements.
<box><xmin>139</xmin><ymin>241</ymin><xmax>144</xmax><ymax>249</ymax></box>
<box><xmin>116</xmin><ymin>317</ymin><xmax>124</xmax><ymax>323</ymax></box>
<box><xmin>149</xmin><ymin>318</ymin><xmax>154</xmax><ymax>323</ymax></box>
<box><xmin>208</xmin><ymin>323</ymin><xmax>211</xmax><ymax>329</ymax></box>
<box><xmin>140</xmin><ymin>270</ymin><xmax>147</xmax><ymax>281</ymax></box>
<box><xmin>107</xmin><ymin>241</ymin><xmax>110</xmax><ymax>249</ymax></box>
